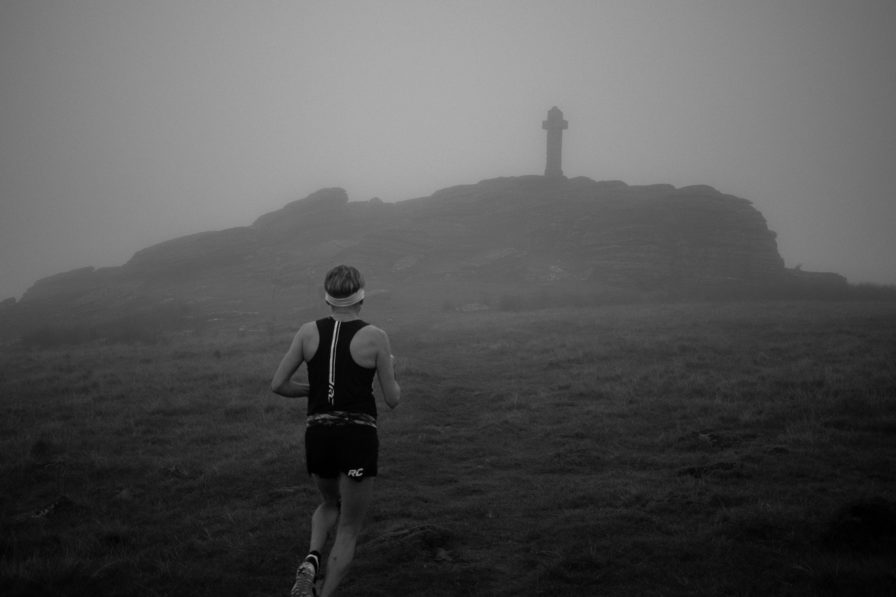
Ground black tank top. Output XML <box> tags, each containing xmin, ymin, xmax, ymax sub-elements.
<box><xmin>307</xmin><ymin>317</ymin><xmax>377</xmax><ymax>418</ymax></box>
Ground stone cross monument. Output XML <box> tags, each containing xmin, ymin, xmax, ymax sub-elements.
<box><xmin>542</xmin><ymin>106</ymin><xmax>568</xmax><ymax>178</ymax></box>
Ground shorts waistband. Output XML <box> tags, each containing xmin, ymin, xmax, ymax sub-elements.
<box><xmin>307</xmin><ymin>411</ymin><xmax>377</xmax><ymax>429</ymax></box>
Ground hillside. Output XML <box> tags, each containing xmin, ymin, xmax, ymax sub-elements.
<box><xmin>3</xmin><ymin>301</ymin><xmax>895</xmax><ymax>594</ymax></box>
<box><xmin>1</xmin><ymin>176</ymin><xmax>847</xmax><ymax>340</ymax></box>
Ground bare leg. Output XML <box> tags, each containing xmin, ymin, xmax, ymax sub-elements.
<box><xmin>310</xmin><ymin>475</ymin><xmax>341</xmax><ymax>555</ymax></box>
<box><xmin>319</xmin><ymin>475</ymin><xmax>374</xmax><ymax>597</ymax></box>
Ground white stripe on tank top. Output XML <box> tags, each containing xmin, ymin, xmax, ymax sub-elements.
<box><xmin>327</xmin><ymin>320</ymin><xmax>341</xmax><ymax>405</ymax></box>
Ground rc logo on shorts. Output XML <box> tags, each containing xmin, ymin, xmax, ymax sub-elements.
<box><xmin>347</xmin><ymin>468</ymin><xmax>365</xmax><ymax>478</ymax></box>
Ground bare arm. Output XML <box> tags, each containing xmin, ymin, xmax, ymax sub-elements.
<box><xmin>375</xmin><ymin>329</ymin><xmax>401</xmax><ymax>409</ymax></box>
<box><xmin>271</xmin><ymin>323</ymin><xmax>312</xmax><ymax>398</ymax></box>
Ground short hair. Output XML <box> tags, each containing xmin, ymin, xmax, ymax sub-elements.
<box><xmin>324</xmin><ymin>265</ymin><xmax>365</xmax><ymax>299</ymax></box>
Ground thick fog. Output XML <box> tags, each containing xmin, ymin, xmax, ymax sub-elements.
<box><xmin>2</xmin><ymin>1</ymin><xmax>895</xmax><ymax>300</ymax></box>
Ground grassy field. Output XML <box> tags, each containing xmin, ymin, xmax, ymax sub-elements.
<box><xmin>1</xmin><ymin>300</ymin><xmax>895</xmax><ymax>596</ymax></box>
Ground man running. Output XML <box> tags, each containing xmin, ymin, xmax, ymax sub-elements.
<box><xmin>272</xmin><ymin>265</ymin><xmax>401</xmax><ymax>596</ymax></box>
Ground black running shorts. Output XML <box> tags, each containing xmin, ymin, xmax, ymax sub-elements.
<box><xmin>305</xmin><ymin>424</ymin><xmax>379</xmax><ymax>480</ymax></box>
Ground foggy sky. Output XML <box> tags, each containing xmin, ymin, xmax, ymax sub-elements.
<box><xmin>2</xmin><ymin>0</ymin><xmax>895</xmax><ymax>300</ymax></box>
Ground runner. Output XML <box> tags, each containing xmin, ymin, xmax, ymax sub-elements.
<box><xmin>271</xmin><ymin>265</ymin><xmax>401</xmax><ymax>597</ymax></box>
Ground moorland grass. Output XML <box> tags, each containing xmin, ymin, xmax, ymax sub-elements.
<box><xmin>1</xmin><ymin>300</ymin><xmax>895</xmax><ymax>596</ymax></box>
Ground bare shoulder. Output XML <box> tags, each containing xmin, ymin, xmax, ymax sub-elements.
<box><xmin>296</xmin><ymin>320</ymin><xmax>320</xmax><ymax>356</ymax></box>
<box><xmin>354</xmin><ymin>324</ymin><xmax>392</xmax><ymax>355</ymax></box>
<box><xmin>297</xmin><ymin>320</ymin><xmax>318</xmax><ymax>337</ymax></box>
<box><xmin>358</xmin><ymin>323</ymin><xmax>389</xmax><ymax>345</ymax></box>
<box><xmin>289</xmin><ymin>321</ymin><xmax>316</xmax><ymax>345</ymax></box>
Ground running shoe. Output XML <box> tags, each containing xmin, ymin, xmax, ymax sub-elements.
<box><xmin>290</xmin><ymin>561</ymin><xmax>316</xmax><ymax>597</ymax></box>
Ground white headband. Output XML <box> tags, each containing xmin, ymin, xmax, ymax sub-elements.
<box><xmin>325</xmin><ymin>288</ymin><xmax>365</xmax><ymax>307</ymax></box>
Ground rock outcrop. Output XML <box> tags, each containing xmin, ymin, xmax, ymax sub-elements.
<box><xmin>6</xmin><ymin>176</ymin><xmax>850</xmax><ymax>339</ymax></box>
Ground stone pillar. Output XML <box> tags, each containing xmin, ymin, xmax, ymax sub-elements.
<box><xmin>542</xmin><ymin>106</ymin><xmax>568</xmax><ymax>178</ymax></box>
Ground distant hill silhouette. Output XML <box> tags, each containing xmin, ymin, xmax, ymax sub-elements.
<box><xmin>2</xmin><ymin>176</ymin><xmax>854</xmax><ymax>342</ymax></box>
